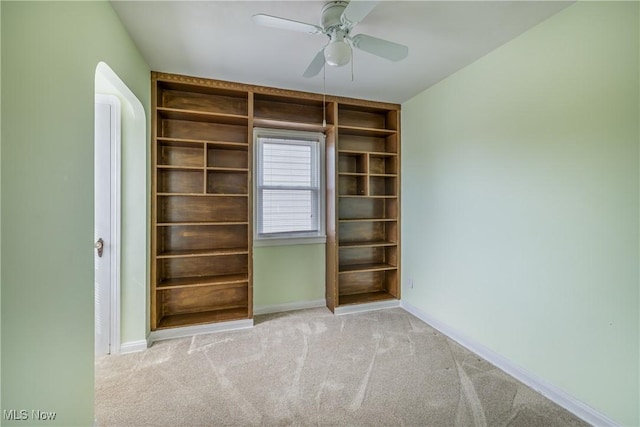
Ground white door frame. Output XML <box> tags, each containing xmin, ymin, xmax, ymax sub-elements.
<box><xmin>95</xmin><ymin>93</ymin><xmax>122</xmax><ymax>355</ymax></box>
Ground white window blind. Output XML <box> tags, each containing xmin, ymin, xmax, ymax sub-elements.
<box><xmin>254</xmin><ymin>128</ymin><xmax>325</xmax><ymax>244</ymax></box>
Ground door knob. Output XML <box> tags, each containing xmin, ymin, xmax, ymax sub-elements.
<box><xmin>95</xmin><ymin>238</ymin><xmax>104</xmax><ymax>258</ymax></box>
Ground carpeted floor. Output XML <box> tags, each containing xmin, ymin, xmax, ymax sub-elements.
<box><xmin>95</xmin><ymin>307</ymin><xmax>589</xmax><ymax>426</ymax></box>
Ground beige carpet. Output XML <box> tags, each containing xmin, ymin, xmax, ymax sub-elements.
<box><xmin>95</xmin><ymin>307</ymin><xmax>589</xmax><ymax>426</ymax></box>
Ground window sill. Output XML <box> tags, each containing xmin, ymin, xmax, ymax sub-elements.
<box><xmin>253</xmin><ymin>235</ymin><xmax>327</xmax><ymax>248</ymax></box>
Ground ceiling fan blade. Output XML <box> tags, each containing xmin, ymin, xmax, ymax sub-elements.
<box><xmin>341</xmin><ymin>1</ymin><xmax>380</xmax><ymax>27</ymax></box>
<box><xmin>303</xmin><ymin>49</ymin><xmax>326</xmax><ymax>78</ymax></box>
<box><xmin>349</xmin><ymin>34</ymin><xmax>408</xmax><ymax>62</ymax></box>
<box><xmin>252</xmin><ymin>14</ymin><xmax>323</xmax><ymax>35</ymax></box>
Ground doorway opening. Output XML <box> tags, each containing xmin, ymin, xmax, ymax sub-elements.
<box><xmin>95</xmin><ymin>94</ymin><xmax>121</xmax><ymax>356</ymax></box>
<box><xmin>94</xmin><ymin>61</ymin><xmax>147</xmax><ymax>355</ymax></box>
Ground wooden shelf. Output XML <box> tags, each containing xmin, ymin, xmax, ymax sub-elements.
<box><xmin>253</xmin><ymin>117</ymin><xmax>329</xmax><ymax>133</ymax></box>
<box><xmin>156</xmin><ymin>306</ymin><xmax>249</xmax><ymax>329</ymax></box>
<box><xmin>339</xmin><ymin>149</ymin><xmax>397</xmax><ymax>157</ymax></box>
<box><xmin>253</xmin><ymin>94</ymin><xmax>334</xmax><ymax>132</ymax></box>
<box><xmin>157</xmin><ymin>80</ymin><xmax>249</xmax><ymax>98</ymax></box>
<box><xmin>157</xmin><ymin>195</ymin><xmax>247</xmax><ymax>223</ymax></box>
<box><xmin>338</xmin><ymin>291</ymin><xmax>397</xmax><ymax>306</ymax></box>
<box><xmin>157</xmin><ymin>248</ymin><xmax>249</xmax><ymax>259</ymax></box>
<box><xmin>206</xmin><ymin>166</ymin><xmax>248</xmax><ymax>172</ymax></box>
<box><xmin>157</xmin><ymin>81</ymin><xmax>248</xmax><ymax>116</ymax></box>
<box><xmin>339</xmin><ymin>241</ymin><xmax>396</xmax><ymax>248</ymax></box>
<box><xmin>157</xmin><ymin>165</ymin><xmax>203</xmax><ymax>171</ymax></box>
<box><xmin>339</xmin><ymin>133</ymin><xmax>398</xmax><ymax>154</ymax></box>
<box><xmin>206</xmin><ymin>142</ymin><xmax>248</xmax><ymax>151</ymax></box>
<box><xmin>339</xmin><ymin>263</ymin><xmax>397</xmax><ymax>273</ymax></box>
<box><xmin>338</xmin><ymin>125</ymin><xmax>396</xmax><ymax>137</ymax></box>
<box><xmin>157</xmin><ymin>193</ymin><xmax>247</xmax><ymax>197</ymax></box>
<box><xmin>157</xmin><ymin>273</ymin><xmax>249</xmax><ymax>289</ymax></box>
<box><xmin>157</xmin><ymin>107</ymin><xmax>248</xmax><ymax>125</ymax></box>
<box><xmin>335</xmin><ymin>269</ymin><xmax>398</xmax><ymax>300</ymax></box>
<box><xmin>157</xmin><ymin>221</ymin><xmax>248</xmax><ymax>226</ymax></box>
<box><xmin>338</xmin><ymin>104</ymin><xmax>398</xmax><ymax>130</ymax></box>
<box><xmin>157</xmin><ymin>137</ymin><xmax>248</xmax><ymax>148</ymax></box>
<box><xmin>338</xmin><ymin>218</ymin><xmax>397</xmax><ymax>223</ymax></box>
<box><xmin>338</xmin><ymin>195</ymin><xmax>396</xmax><ymax>199</ymax></box>
<box><xmin>208</xmin><ymin>146</ymin><xmax>248</xmax><ymax>170</ymax></box>
<box><xmin>206</xmin><ymin>170</ymin><xmax>248</xmax><ymax>195</ymax></box>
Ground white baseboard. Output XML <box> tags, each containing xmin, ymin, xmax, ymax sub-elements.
<box><xmin>254</xmin><ymin>299</ymin><xmax>327</xmax><ymax>315</ymax></box>
<box><xmin>334</xmin><ymin>299</ymin><xmax>400</xmax><ymax>315</ymax></box>
<box><xmin>148</xmin><ymin>319</ymin><xmax>254</xmax><ymax>343</ymax></box>
<box><xmin>400</xmin><ymin>301</ymin><xmax>619</xmax><ymax>427</ymax></box>
<box><xmin>119</xmin><ymin>339</ymin><xmax>148</xmax><ymax>354</ymax></box>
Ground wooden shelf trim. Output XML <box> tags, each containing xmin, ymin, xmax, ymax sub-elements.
<box><xmin>338</xmin><ymin>195</ymin><xmax>397</xmax><ymax>199</ymax></box>
<box><xmin>156</xmin><ymin>221</ymin><xmax>249</xmax><ymax>226</ymax></box>
<box><xmin>338</xmin><ymin>172</ymin><xmax>368</xmax><ymax>177</ymax></box>
<box><xmin>157</xmin><ymin>273</ymin><xmax>249</xmax><ymax>289</ymax></box>
<box><xmin>253</xmin><ymin>117</ymin><xmax>331</xmax><ymax>133</ymax></box>
<box><xmin>339</xmin><ymin>241</ymin><xmax>397</xmax><ymax>248</ymax></box>
<box><xmin>206</xmin><ymin>166</ymin><xmax>249</xmax><ymax>172</ymax></box>
<box><xmin>157</xmin><ymin>248</ymin><xmax>249</xmax><ymax>259</ymax></box>
<box><xmin>338</xmin><ymin>149</ymin><xmax>397</xmax><ymax>157</ymax></box>
<box><xmin>338</xmin><ymin>218</ymin><xmax>397</xmax><ymax>223</ymax></box>
<box><xmin>338</xmin><ymin>125</ymin><xmax>397</xmax><ymax>137</ymax></box>
<box><xmin>156</xmin><ymin>193</ymin><xmax>248</xmax><ymax>197</ymax></box>
<box><xmin>157</xmin><ymin>165</ymin><xmax>204</xmax><ymax>171</ymax></box>
<box><xmin>338</xmin><ymin>172</ymin><xmax>397</xmax><ymax>178</ymax></box>
<box><xmin>339</xmin><ymin>263</ymin><xmax>397</xmax><ymax>273</ymax></box>
<box><xmin>368</xmin><ymin>173</ymin><xmax>398</xmax><ymax>177</ymax></box>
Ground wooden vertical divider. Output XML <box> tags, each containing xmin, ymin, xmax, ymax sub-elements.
<box><xmin>247</xmin><ymin>91</ymin><xmax>254</xmax><ymax>319</ymax></box>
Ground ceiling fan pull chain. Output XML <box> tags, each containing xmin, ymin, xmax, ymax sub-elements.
<box><xmin>323</xmin><ymin>63</ymin><xmax>327</xmax><ymax>128</ymax></box>
<box><xmin>351</xmin><ymin>51</ymin><xmax>354</xmax><ymax>82</ymax></box>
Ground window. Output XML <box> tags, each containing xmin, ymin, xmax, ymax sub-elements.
<box><xmin>254</xmin><ymin>128</ymin><xmax>325</xmax><ymax>245</ymax></box>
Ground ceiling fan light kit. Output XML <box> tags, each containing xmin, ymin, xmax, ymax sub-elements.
<box><xmin>325</xmin><ymin>36</ymin><xmax>351</xmax><ymax>67</ymax></box>
<box><xmin>253</xmin><ymin>0</ymin><xmax>408</xmax><ymax>77</ymax></box>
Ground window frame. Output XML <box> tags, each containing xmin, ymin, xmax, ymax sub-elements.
<box><xmin>253</xmin><ymin>128</ymin><xmax>326</xmax><ymax>247</ymax></box>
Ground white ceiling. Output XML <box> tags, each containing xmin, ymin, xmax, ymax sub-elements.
<box><xmin>111</xmin><ymin>1</ymin><xmax>572</xmax><ymax>104</ymax></box>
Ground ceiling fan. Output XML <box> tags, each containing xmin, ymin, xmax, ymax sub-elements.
<box><xmin>252</xmin><ymin>1</ymin><xmax>408</xmax><ymax>78</ymax></box>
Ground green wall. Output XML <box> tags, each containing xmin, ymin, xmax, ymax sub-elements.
<box><xmin>1</xmin><ymin>2</ymin><xmax>149</xmax><ymax>425</ymax></box>
<box><xmin>402</xmin><ymin>2</ymin><xmax>639</xmax><ymax>425</ymax></box>
<box><xmin>254</xmin><ymin>245</ymin><xmax>325</xmax><ymax>308</ymax></box>
<box><xmin>0</xmin><ymin>0</ymin><xmax>3</xmax><ymax>412</ymax></box>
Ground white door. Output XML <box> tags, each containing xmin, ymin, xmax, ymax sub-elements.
<box><xmin>95</xmin><ymin>95</ymin><xmax>120</xmax><ymax>356</ymax></box>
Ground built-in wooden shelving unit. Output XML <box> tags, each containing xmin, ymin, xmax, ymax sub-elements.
<box><xmin>326</xmin><ymin>103</ymin><xmax>401</xmax><ymax>311</ymax></box>
<box><xmin>151</xmin><ymin>72</ymin><xmax>400</xmax><ymax>330</ymax></box>
<box><xmin>151</xmin><ymin>74</ymin><xmax>253</xmax><ymax>330</ymax></box>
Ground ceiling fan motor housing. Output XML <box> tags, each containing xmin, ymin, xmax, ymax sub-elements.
<box><xmin>321</xmin><ymin>1</ymin><xmax>349</xmax><ymax>31</ymax></box>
